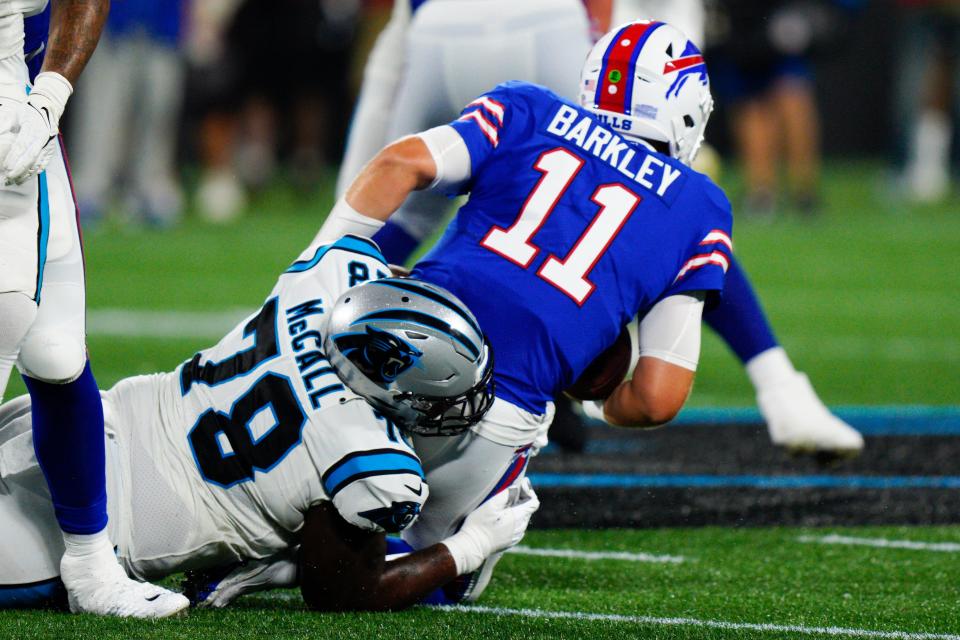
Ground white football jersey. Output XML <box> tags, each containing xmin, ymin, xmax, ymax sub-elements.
<box><xmin>0</xmin><ymin>0</ymin><xmax>46</xmax><ymax>63</ymax></box>
<box><xmin>105</xmin><ymin>236</ymin><xmax>428</xmax><ymax>579</ymax></box>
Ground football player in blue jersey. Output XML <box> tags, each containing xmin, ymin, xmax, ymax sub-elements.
<box><xmin>0</xmin><ymin>2</ymin><xmax>188</xmax><ymax>618</ymax></box>
<box><xmin>317</xmin><ymin>20</ymin><xmax>741</xmax><ymax>596</ymax></box>
<box><xmin>339</xmin><ymin>1</ymin><xmax>863</xmax><ymax>457</ymax></box>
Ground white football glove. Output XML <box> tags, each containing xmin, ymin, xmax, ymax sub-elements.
<box><xmin>442</xmin><ymin>478</ymin><xmax>540</xmax><ymax>575</ymax></box>
<box><xmin>2</xmin><ymin>72</ymin><xmax>72</xmax><ymax>186</ymax></box>
<box><xmin>183</xmin><ymin>552</ymin><xmax>299</xmax><ymax>608</ymax></box>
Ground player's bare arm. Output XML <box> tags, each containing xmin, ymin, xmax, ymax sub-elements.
<box><xmin>347</xmin><ymin>137</ymin><xmax>436</xmax><ymax>218</ymax></box>
<box><xmin>43</xmin><ymin>0</ymin><xmax>110</xmax><ymax>84</ymax></box>
<box><xmin>597</xmin><ymin>292</ymin><xmax>706</xmax><ymax>428</ymax></box>
<box><xmin>602</xmin><ymin>357</ymin><xmax>694</xmax><ymax>427</ymax></box>
<box><xmin>315</xmin><ymin>135</ymin><xmax>438</xmax><ymax>243</ymax></box>
<box><xmin>300</xmin><ymin>503</ymin><xmax>457</xmax><ymax>611</ymax></box>
<box><xmin>0</xmin><ymin>0</ymin><xmax>110</xmax><ymax>185</ymax></box>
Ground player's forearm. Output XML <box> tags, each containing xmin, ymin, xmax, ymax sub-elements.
<box><xmin>602</xmin><ymin>380</ymin><xmax>667</xmax><ymax>427</ymax></box>
<box><xmin>602</xmin><ymin>358</ymin><xmax>694</xmax><ymax>427</ymax></box>
<box><xmin>42</xmin><ymin>0</ymin><xmax>110</xmax><ymax>85</ymax></box>
<box><xmin>344</xmin><ymin>136</ymin><xmax>437</xmax><ymax>222</ymax></box>
<box><xmin>301</xmin><ymin>543</ymin><xmax>457</xmax><ymax>612</ymax></box>
<box><xmin>368</xmin><ymin>544</ymin><xmax>458</xmax><ymax>611</ymax></box>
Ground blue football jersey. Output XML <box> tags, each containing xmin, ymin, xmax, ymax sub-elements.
<box><xmin>411</xmin><ymin>81</ymin><xmax>733</xmax><ymax>414</ymax></box>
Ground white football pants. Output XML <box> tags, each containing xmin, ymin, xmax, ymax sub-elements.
<box><xmin>337</xmin><ymin>0</ymin><xmax>592</xmax><ymax>241</ymax></box>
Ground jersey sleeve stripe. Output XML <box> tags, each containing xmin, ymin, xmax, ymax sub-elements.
<box><xmin>467</xmin><ymin>97</ymin><xmax>505</xmax><ymax>124</ymax></box>
<box><xmin>286</xmin><ymin>235</ymin><xmax>388</xmax><ymax>273</ymax></box>
<box><xmin>458</xmin><ymin>110</ymin><xmax>499</xmax><ymax>147</ymax></box>
<box><xmin>322</xmin><ymin>448</ymin><xmax>423</xmax><ymax>498</ymax></box>
<box><xmin>699</xmin><ymin>230</ymin><xmax>733</xmax><ymax>252</ymax></box>
<box><xmin>674</xmin><ymin>251</ymin><xmax>730</xmax><ymax>282</ymax></box>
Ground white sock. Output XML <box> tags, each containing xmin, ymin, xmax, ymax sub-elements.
<box><xmin>63</xmin><ymin>528</ymin><xmax>112</xmax><ymax>558</ymax></box>
<box><xmin>745</xmin><ymin>347</ymin><xmax>797</xmax><ymax>392</ymax></box>
<box><xmin>0</xmin><ymin>291</ymin><xmax>38</xmax><ymax>401</ymax></box>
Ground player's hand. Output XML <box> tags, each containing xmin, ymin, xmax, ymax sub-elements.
<box><xmin>183</xmin><ymin>552</ymin><xmax>299</xmax><ymax>608</ymax></box>
<box><xmin>442</xmin><ymin>478</ymin><xmax>540</xmax><ymax>575</ymax></box>
<box><xmin>1</xmin><ymin>72</ymin><xmax>72</xmax><ymax>186</ymax></box>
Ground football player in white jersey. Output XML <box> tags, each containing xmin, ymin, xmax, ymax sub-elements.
<box><xmin>0</xmin><ymin>0</ymin><xmax>196</xmax><ymax>619</ymax></box>
<box><xmin>0</xmin><ymin>234</ymin><xmax>539</xmax><ymax>611</ymax></box>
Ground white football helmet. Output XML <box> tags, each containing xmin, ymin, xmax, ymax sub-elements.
<box><xmin>578</xmin><ymin>20</ymin><xmax>714</xmax><ymax>166</ymax></box>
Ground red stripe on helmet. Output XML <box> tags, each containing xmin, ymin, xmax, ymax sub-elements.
<box><xmin>596</xmin><ymin>22</ymin><xmax>655</xmax><ymax>115</ymax></box>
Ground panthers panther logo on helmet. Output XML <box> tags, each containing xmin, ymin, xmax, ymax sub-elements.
<box><xmin>334</xmin><ymin>325</ymin><xmax>423</xmax><ymax>384</ymax></box>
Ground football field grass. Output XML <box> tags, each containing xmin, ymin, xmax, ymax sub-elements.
<box><xmin>2</xmin><ymin>527</ymin><xmax>958</xmax><ymax>639</ymax></box>
<box><xmin>2</xmin><ymin>160</ymin><xmax>958</xmax><ymax>637</ymax></box>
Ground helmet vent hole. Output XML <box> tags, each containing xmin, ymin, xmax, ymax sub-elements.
<box><xmin>405</xmin><ymin>331</ymin><xmax>429</xmax><ymax>340</ymax></box>
<box><xmin>344</xmin><ymin>297</ymin><xmax>351</xmax><ymax>303</ymax></box>
<box><xmin>401</xmin><ymin>296</ymin><xmax>410</xmax><ymax>303</ymax></box>
<box><xmin>683</xmin><ymin>115</ymin><xmax>695</xmax><ymax>128</ymax></box>
<box><xmin>666</xmin><ymin>43</ymin><xmax>674</xmax><ymax>57</ymax></box>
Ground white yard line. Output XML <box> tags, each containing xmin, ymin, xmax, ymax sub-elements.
<box><xmin>435</xmin><ymin>605</ymin><xmax>960</xmax><ymax>640</ymax></box>
<box><xmin>508</xmin><ymin>545</ymin><xmax>685</xmax><ymax>564</ymax></box>
<box><xmin>87</xmin><ymin>308</ymin><xmax>250</xmax><ymax>338</ymax></box>
<box><xmin>798</xmin><ymin>534</ymin><xmax>960</xmax><ymax>553</ymax></box>
<box><xmin>254</xmin><ymin>593</ymin><xmax>959</xmax><ymax>639</ymax></box>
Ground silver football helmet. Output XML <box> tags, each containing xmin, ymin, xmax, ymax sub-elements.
<box><xmin>324</xmin><ymin>277</ymin><xmax>495</xmax><ymax>436</ymax></box>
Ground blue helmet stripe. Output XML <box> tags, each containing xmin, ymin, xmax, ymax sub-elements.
<box><xmin>370</xmin><ymin>278</ymin><xmax>484</xmax><ymax>338</ymax></box>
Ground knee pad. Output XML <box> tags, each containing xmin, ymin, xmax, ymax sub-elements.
<box><xmin>17</xmin><ymin>329</ymin><xmax>86</xmax><ymax>383</ymax></box>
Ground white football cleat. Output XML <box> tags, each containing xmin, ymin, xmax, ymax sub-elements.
<box><xmin>60</xmin><ymin>540</ymin><xmax>189</xmax><ymax>618</ymax></box>
<box><xmin>758</xmin><ymin>372</ymin><xmax>864</xmax><ymax>457</ymax></box>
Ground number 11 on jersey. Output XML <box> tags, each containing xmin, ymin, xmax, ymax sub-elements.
<box><xmin>480</xmin><ymin>148</ymin><xmax>641</xmax><ymax>305</ymax></box>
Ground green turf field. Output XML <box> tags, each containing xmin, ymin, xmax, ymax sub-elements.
<box><xmin>2</xmin><ymin>527</ymin><xmax>957</xmax><ymax>639</ymax></box>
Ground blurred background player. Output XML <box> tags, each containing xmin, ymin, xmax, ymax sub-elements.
<box><xmin>0</xmin><ymin>1</ymin><xmax>188</xmax><ymax>617</ymax></box>
<box><xmin>891</xmin><ymin>0</ymin><xmax>960</xmax><ymax>203</ymax></box>
<box><xmin>336</xmin><ymin>0</ymin><xmax>863</xmax><ymax>456</ymax></box>
<box><xmin>68</xmin><ymin>0</ymin><xmax>187</xmax><ymax>227</ymax></box>
<box><xmin>190</xmin><ymin>0</ymin><xmax>361</xmax><ymax>223</ymax></box>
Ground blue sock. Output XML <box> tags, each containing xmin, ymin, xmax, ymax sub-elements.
<box><xmin>23</xmin><ymin>361</ymin><xmax>108</xmax><ymax>535</ymax></box>
<box><xmin>372</xmin><ymin>221</ymin><xmax>421</xmax><ymax>265</ymax></box>
<box><xmin>704</xmin><ymin>256</ymin><xmax>779</xmax><ymax>364</ymax></box>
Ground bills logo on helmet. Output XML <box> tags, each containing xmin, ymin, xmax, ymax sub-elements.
<box><xmin>663</xmin><ymin>42</ymin><xmax>708</xmax><ymax>99</ymax></box>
